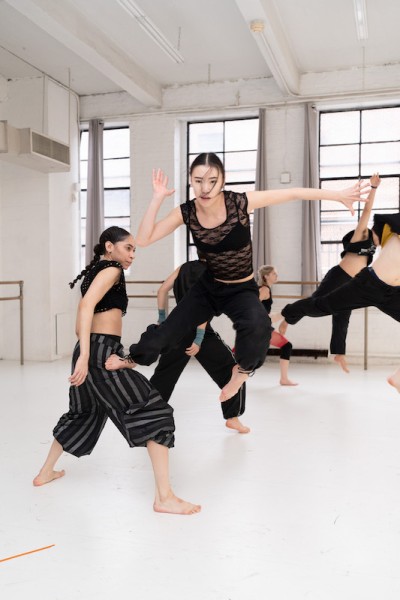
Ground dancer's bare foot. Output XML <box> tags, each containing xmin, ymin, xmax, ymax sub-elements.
<box><xmin>153</xmin><ymin>491</ymin><xmax>201</xmax><ymax>515</ymax></box>
<box><xmin>219</xmin><ymin>365</ymin><xmax>249</xmax><ymax>402</ymax></box>
<box><xmin>334</xmin><ymin>354</ymin><xmax>350</xmax><ymax>373</ymax></box>
<box><xmin>225</xmin><ymin>417</ymin><xmax>250</xmax><ymax>434</ymax></box>
<box><xmin>33</xmin><ymin>469</ymin><xmax>65</xmax><ymax>487</ymax></box>
<box><xmin>280</xmin><ymin>378</ymin><xmax>298</xmax><ymax>386</ymax></box>
<box><xmin>387</xmin><ymin>371</ymin><xmax>400</xmax><ymax>393</ymax></box>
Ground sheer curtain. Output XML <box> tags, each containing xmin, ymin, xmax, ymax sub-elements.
<box><xmin>301</xmin><ymin>104</ymin><xmax>321</xmax><ymax>295</ymax></box>
<box><xmin>252</xmin><ymin>108</ymin><xmax>271</xmax><ymax>276</ymax></box>
<box><xmin>85</xmin><ymin>119</ymin><xmax>104</xmax><ymax>264</ymax></box>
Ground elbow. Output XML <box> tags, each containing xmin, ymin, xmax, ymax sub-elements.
<box><xmin>135</xmin><ymin>236</ymin><xmax>150</xmax><ymax>247</ymax></box>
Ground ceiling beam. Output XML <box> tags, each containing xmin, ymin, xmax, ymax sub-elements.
<box><xmin>5</xmin><ymin>0</ymin><xmax>162</xmax><ymax>106</ymax></box>
<box><xmin>234</xmin><ymin>0</ymin><xmax>300</xmax><ymax>97</ymax></box>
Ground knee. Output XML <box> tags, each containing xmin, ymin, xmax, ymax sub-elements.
<box><xmin>280</xmin><ymin>341</ymin><xmax>292</xmax><ymax>360</ymax></box>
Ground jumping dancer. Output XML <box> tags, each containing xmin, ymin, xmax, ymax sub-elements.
<box><xmin>281</xmin><ymin>209</ymin><xmax>400</xmax><ymax>391</ymax></box>
<box><xmin>258</xmin><ymin>265</ymin><xmax>298</xmax><ymax>386</ymax></box>
<box><xmin>33</xmin><ymin>226</ymin><xmax>200</xmax><ymax>515</ymax></box>
<box><xmin>280</xmin><ymin>173</ymin><xmax>380</xmax><ymax>373</ymax></box>
<box><xmin>111</xmin><ymin>153</ymin><xmax>368</xmax><ymax>402</ymax></box>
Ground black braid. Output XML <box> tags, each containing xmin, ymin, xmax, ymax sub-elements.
<box><xmin>68</xmin><ymin>226</ymin><xmax>130</xmax><ymax>289</ymax></box>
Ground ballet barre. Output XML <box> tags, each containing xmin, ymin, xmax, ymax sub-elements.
<box><xmin>0</xmin><ymin>280</ymin><xmax>24</xmax><ymax>365</ymax></box>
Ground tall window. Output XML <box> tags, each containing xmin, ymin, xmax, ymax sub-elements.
<box><xmin>319</xmin><ymin>107</ymin><xmax>400</xmax><ymax>274</ymax></box>
<box><xmin>80</xmin><ymin>126</ymin><xmax>131</xmax><ymax>266</ymax></box>
<box><xmin>186</xmin><ymin>118</ymin><xmax>259</xmax><ymax>259</ymax></box>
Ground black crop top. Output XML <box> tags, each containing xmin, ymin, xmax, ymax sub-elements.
<box><xmin>340</xmin><ymin>229</ymin><xmax>376</xmax><ymax>265</ymax></box>
<box><xmin>81</xmin><ymin>260</ymin><xmax>128</xmax><ymax>315</ymax></box>
<box><xmin>180</xmin><ymin>191</ymin><xmax>253</xmax><ymax>281</ymax></box>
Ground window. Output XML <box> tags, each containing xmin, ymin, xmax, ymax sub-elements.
<box><xmin>186</xmin><ymin>117</ymin><xmax>259</xmax><ymax>260</ymax></box>
<box><xmin>319</xmin><ymin>107</ymin><xmax>400</xmax><ymax>274</ymax></box>
<box><xmin>80</xmin><ymin>126</ymin><xmax>131</xmax><ymax>267</ymax></box>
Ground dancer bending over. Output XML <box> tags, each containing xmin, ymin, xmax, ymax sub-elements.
<box><xmin>258</xmin><ymin>265</ymin><xmax>298</xmax><ymax>386</ymax></box>
<box><xmin>281</xmin><ymin>209</ymin><xmax>400</xmax><ymax>391</ymax></box>
<box><xmin>33</xmin><ymin>226</ymin><xmax>200</xmax><ymax>515</ymax></box>
<box><xmin>116</xmin><ymin>153</ymin><xmax>368</xmax><ymax>402</ymax></box>
<box><xmin>280</xmin><ymin>173</ymin><xmax>380</xmax><ymax>373</ymax></box>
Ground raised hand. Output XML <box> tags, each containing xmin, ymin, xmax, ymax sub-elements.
<box><xmin>152</xmin><ymin>168</ymin><xmax>175</xmax><ymax>202</ymax></box>
<box><xmin>338</xmin><ymin>180</ymin><xmax>371</xmax><ymax>215</ymax></box>
<box><xmin>370</xmin><ymin>172</ymin><xmax>381</xmax><ymax>189</ymax></box>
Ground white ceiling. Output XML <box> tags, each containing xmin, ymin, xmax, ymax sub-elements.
<box><xmin>0</xmin><ymin>0</ymin><xmax>399</xmax><ymax>107</ymax></box>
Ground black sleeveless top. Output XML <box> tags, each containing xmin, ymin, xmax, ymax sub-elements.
<box><xmin>260</xmin><ymin>285</ymin><xmax>273</xmax><ymax>314</ymax></box>
<box><xmin>340</xmin><ymin>229</ymin><xmax>376</xmax><ymax>265</ymax></box>
<box><xmin>81</xmin><ymin>260</ymin><xmax>128</xmax><ymax>315</ymax></box>
<box><xmin>180</xmin><ymin>191</ymin><xmax>253</xmax><ymax>281</ymax></box>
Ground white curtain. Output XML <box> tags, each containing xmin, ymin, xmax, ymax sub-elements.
<box><xmin>252</xmin><ymin>108</ymin><xmax>271</xmax><ymax>275</ymax></box>
<box><xmin>301</xmin><ymin>104</ymin><xmax>321</xmax><ymax>295</ymax></box>
<box><xmin>85</xmin><ymin>119</ymin><xmax>104</xmax><ymax>264</ymax></box>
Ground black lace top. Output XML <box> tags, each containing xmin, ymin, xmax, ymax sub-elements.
<box><xmin>340</xmin><ymin>229</ymin><xmax>376</xmax><ymax>265</ymax></box>
<box><xmin>81</xmin><ymin>260</ymin><xmax>128</xmax><ymax>315</ymax></box>
<box><xmin>180</xmin><ymin>191</ymin><xmax>253</xmax><ymax>281</ymax></box>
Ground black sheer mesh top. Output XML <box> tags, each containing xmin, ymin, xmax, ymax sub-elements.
<box><xmin>180</xmin><ymin>191</ymin><xmax>253</xmax><ymax>281</ymax></box>
<box><xmin>81</xmin><ymin>260</ymin><xmax>128</xmax><ymax>315</ymax></box>
<box><xmin>340</xmin><ymin>229</ymin><xmax>376</xmax><ymax>265</ymax></box>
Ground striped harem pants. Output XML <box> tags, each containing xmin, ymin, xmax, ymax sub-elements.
<box><xmin>53</xmin><ymin>333</ymin><xmax>175</xmax><ymax>457</ymax></box>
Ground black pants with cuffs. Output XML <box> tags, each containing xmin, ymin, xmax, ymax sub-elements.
<box><xmin>150</xmin><ymin>325</ymin><xmax>246</xmax><ymax>420</ymax></box>
<box><xmin>53</xmin><ymin>334</ymin><xmax>175</xmax><ymax>458</ymax></box>
<box><xmin>288</xmin><ymin>265</ymin><xmax>352</xmax><ymax>355</ymax></box>
<box><xmin>282</xmin><ymin>267</ymin><xmax>400</xmax><ymax>327</ymax></box>
<box><xmin>130</xmin><ymin>271</ymin><xmax>272</xmax><ymax>373</ymax></box>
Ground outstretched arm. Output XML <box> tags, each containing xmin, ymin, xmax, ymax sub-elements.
<box><xmin>135</xmin><ymin>169</ymin><xmax>183</xmax><ymax>247</ymax></box>
<box><xmin>247</xmin><ymin>180</ymin><xmax>370</xmax><ymax>216</ymax></box>
<box><xmin>349</xmin><ymin>173</ymin><xmax>381</xmax><ymax>243</ymax></box>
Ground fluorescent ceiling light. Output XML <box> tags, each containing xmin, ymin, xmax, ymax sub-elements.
<box><xmin>117</xmin><ymin>0</ymin><xmax>184</xmax><ymax>64</ymax></box>
<box><xmin>353</xmin><ymin>0</ymin><xmax>368</xmax><ymax>41</ymax></box>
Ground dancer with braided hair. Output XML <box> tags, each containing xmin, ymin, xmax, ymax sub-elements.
<box><xmin>33</xmin><ymin>226</ymin><xmax>200</xmax><ymax>515</ymax></box>
<box><xmin>106</xmin><ymin>153</ymin><xmax>369</xmax><ymax>402</ymax></box>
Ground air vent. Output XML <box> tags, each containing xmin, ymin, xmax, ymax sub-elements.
<box><xmin>0</xmin><ymin>120</ymin><xmax>70</xmax><ymax>173</ymax></box>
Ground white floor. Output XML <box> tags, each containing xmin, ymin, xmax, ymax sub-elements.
<box><xmin>2</xmin><ymin>357</ymin><xmax>400</xmax><ymax>600</ymax></box>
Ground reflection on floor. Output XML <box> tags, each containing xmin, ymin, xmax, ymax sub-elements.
<box><xmin>1</xmin><ymin>357</ymin><xmax>400</xmax><ymax>600</ymax></box>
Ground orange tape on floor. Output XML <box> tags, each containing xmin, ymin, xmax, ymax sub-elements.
<box><xmin>0</xmin><ymin>544</ymin><xmax>55</xmax><ymax>563</ymax></box>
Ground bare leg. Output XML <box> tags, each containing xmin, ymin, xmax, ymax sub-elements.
<box><xmin>387</xmin><ymin>367</ymin><xmax>400</xmax><ymax>393</ymax></box>
<box><xmin>333</xmin><ymin>354</ymin><xmax>350</xmax><ymax>373</ymax></box>
<box><xmin>33</xmin><ymin>438</ymin><xmax>65</xmax><ymax>486</ymax></box>
<box><xmin>279</xmin><ymin>358</ymin><xmax>298</xmax><ymax>386</ymax></box>
<box><xmin>147</xmin><ymin>441</ymin><xmax>201</xmax><ymax>515</ymax></box>
<box><xmin>225</xmin><ymin>417</ymin><xmax>250</xmax><ymax>434</ymax></box>
<box><xmin>219</xmin><ymin>365</ymin><xmax>249</xmax><ymax>402</ymax></box>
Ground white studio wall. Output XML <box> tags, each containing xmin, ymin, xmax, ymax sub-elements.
<box><xmin>0</xmin><ymin>77</ymin><xmax>80</xmax><ymax>360</ymax></box>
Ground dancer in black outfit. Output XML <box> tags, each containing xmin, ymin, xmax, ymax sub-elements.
<box><xmin>33</xmin><ymin>226</ymin><xmax>200</xmax><ymax>515</ymax></box>
<box><xmin>150</xmin><ymin>259</ymin><xmax>250</xmax><ymax>434</ymax></box>
<box><xmin>106</xmin><ymin>153</ymin><xmax>369</xmax><ymax>401</ymax></box>
<box><xmin>281</xmin><ymin>207</ymin><xmax>400</xmax><ymax>390</ymax></box>
<box><xmin>280</xmin><ymin>173</ymin><xmax>380</xmax><ymax>373</ymax></box>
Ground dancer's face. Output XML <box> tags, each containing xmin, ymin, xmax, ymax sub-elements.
<box><xmin>266</xmin><ymin>269</ymin><xmax>278</xmax><ymax>285</ymax></box>
<box><xmin>105</xmin><ymin>235</ymin><xmax>136</xmax><ymax>270</ymax></box>
<box><xmin>191</xmin><ymin>165</ymin><xmax>224</xmax><ymax>208</ymax></box>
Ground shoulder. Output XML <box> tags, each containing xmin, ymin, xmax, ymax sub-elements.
<box><xmin>258</xmin><ymin>285</ymin><xmax>271</xmax><ymax>300</ymax></box>
<box><xmin>225</xmin><ymin>190</ymin><xmax>248</xmax><ymax>206</ymax></box>
<box><xmin>180</xmin><ymin>200</ymin><xmax>194</xmax><ymax>222</ymax></box>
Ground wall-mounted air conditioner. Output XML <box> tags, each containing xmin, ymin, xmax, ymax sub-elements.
<box><xmin>0</xmin><ymin>120</ymin><xmax>70</xmax><ymax>173</ymax></box>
